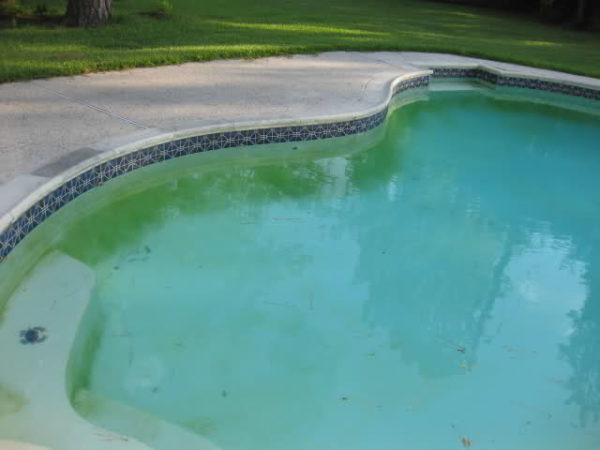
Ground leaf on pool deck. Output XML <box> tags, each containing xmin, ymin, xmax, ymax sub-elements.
<box><xmin>461</xmin><ymin>437</ymin><xmax>473</xmax><ymax>447</ymax></box>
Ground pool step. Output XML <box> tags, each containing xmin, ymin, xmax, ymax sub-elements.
<box><xmin>0</xmin><ymin>252</ymin><xmax>146</xmax><ymax>450</ymax></box>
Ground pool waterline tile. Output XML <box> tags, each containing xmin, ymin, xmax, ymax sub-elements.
<box><xmin>1</xmin><ymin>70</ymin><xmax>599</xmax><ymax>261</ymax></box>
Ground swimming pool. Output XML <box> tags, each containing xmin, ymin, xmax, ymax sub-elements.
<box><xmin>1</xmin><ymin>77</ymin><xmax>599</xmax><ymax>449</ymax></box>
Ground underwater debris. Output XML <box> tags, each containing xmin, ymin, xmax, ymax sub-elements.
<box><xmin>19</xmin><ymin>326</ymin><xmax>47</xmax><ymax>345</ymax></box>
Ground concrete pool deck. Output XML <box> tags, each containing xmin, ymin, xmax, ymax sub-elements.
<box><xmin>1</xmin><ymin>51</ymin><xmax>599</xmax><ymax>220</ymax></box>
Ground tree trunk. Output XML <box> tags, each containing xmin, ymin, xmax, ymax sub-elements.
<box><xmin>574</xmin><ymin>0</ymin><xmax>587</xmax><ymax>26</ymax></box>
<box><xmin>66</xmin><ymin>0</ymin><xmax>112</xmax><ymax>27</ymax></box>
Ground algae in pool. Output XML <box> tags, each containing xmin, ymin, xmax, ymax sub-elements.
<box><xmin>3</xmin><ymin>88</ymin><xmax>600</xmax><ymax>449</ymax></box>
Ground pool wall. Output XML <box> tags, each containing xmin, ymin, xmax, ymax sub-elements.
<box><xmin>431</xmin><ymin>67</ymin><xmax>600</xmax><ymax>99</ymax></box>
<box><xmin>1</xmin><ymin>64</ymin><xmax>599</xmax><ymax>263</ymax></box>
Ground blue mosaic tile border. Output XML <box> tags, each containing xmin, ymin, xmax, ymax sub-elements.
<box><xmin>0</xmin><ymin>76</ymin><xmax>430</xmax><ymax>261</ymax></box>
<box><xmin>3</xmin><ymin>68</ymin><xmax>599</xmax><ymax>262</ymax></box>
<box><xmin>431</xmin><ymin>67</ymin><xmax>600</xmax><ymax>101</ymax></box>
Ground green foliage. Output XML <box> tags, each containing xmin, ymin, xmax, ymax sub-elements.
<box><xmin>0</xmin><ymin>0</ymin><xmax>25</xmax><ymax>17</ymax></box>
<box><xmin>1</xmin><ymin>0</ymin><xmax>599</xmax><ymax>82</ymax></box>
<box><xmin>33</xmin><ymin>2</ymin><xmax>48</xmax><ymax>17</ymax></box>
<box><xmin>439</xmin><ymin>0</ymin><xmax>598</xmax><ymax>28</ymax></box>
<box><xmin>540</xmin><ymin>0</ymin><xmax>595</xmax><ymax>27</ymax></box>
<box><xmin>0</xmin><ymin>0</ymin><xmax>24</xmax><ymax>27</ymax></box>
<box><xmin>155</xmin><ymin>0</ymin><xmax>173</xmax><ymax>17</ymax></box>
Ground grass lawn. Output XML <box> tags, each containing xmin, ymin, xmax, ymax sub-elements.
<box><xmin>1</xmin><ymin>0</ymin><xmax>599</xmax><ymax>83</ymax></box>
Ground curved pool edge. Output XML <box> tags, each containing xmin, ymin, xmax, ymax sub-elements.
<box><xmin>0</xmin><ymin>251</ymin><xmax>225</xmax><ymax>448</ymax></box>
<box><xmin>0</xmin><ymin>70</ymin><xmax>427</xmax><ymax>255</ymax></box>
<box><xmin>0</xmin><ymin>57</ymin><xmax>599</xmax><ymax>450</ymax></box>
<box><xmin>0</xmin><ymin>251</ymin><xmax>147</xmax><ymax>449</ymax></box>
<box><xmin>1</xmin><ymin>60</ymin><xmax>599</xmax><ymax>263</ymax></box>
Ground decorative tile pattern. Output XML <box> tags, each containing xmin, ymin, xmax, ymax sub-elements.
<box><xmin>392</xmin><ymin>75</ymin><xmax>431</xmax><ymax>95</ymax></box>
<box><xmin>430</xmin><ymin>67</ymin><xmax>600</xmax><ymax>101</ymax></box>
<box><xmin>0</xmin><ymin>76</ymin><xmax>429</xmax><ymax>260</ymax></box>
<box><xmin>2</xmin><ymin>70</ymin><xmax>597</xmax><ymax>261</ymax></box>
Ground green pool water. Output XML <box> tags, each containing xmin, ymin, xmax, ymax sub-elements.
<box><xmin>2</xmin><ymin>87</ymin><xmax>600</xmax><ymax>449</ymax></box>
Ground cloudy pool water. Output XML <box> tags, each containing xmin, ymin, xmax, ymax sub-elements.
<box><xmin>2</xmin><ymin>87</ymin><xmax>600</xmax><ymax>449</ymax></box>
